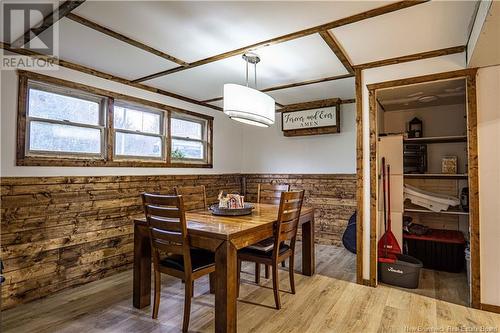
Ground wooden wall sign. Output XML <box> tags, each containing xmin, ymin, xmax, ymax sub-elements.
<box><xmin>281</xmin><ymin>98</ymin><xmax>341</xmax><ymax>137</ymax></box>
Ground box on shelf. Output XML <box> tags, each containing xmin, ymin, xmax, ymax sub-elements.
<box><xmin>441</xmin><ymin>156</ymin><xmax>458</xmax><ymax>174</ymax></box>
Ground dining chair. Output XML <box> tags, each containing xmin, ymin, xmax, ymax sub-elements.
<box><xmin>257</xmin><ymin>183</ymin><xmax>291</xmax><ymax>278</ymax></box>
<box><xmin>237</xmin><ymin>190</ymin><xmax>305</xmax><ymax>309</ymax></box>
<box><xmin>174</xmin><ymin>185</ymin><xmax>207</xmax><ymax>211</ymax></box>
<box><xmin>141</xmin><ymin>193</ymin><xmax>215</xmax><ymax>332</ymax></box>
<box><xmin>257</xmin><ymin>183</ymin><xmax>290</xmax><ymax>205</ymax></box>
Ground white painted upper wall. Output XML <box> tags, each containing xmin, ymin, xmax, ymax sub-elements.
<box><xmin>241</xmin><ymin>103</ymin><xmax>356</xmax><ymax>174</ymax></box>
<box><xmin>0</xmin><ymin>60</ymin><xmax>244</xmax><ymax>177</ymax></box>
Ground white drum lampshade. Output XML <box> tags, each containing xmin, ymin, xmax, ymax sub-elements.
<box><xmin>223</xmin><ymin>83</ymin><xmax>275</xmax><ymax>127</ymax></box>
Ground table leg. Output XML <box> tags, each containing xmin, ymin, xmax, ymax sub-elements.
<box><xmin>209</xmin><ymin>272</ymin><xmax>216</xmax><ymax>294</ymax></box>
<box><xmin>301</xmin><ymin>213</ymin><xmax>315</xmax><ymax>276</ymax></box>
<box><xmin>133</xmin><ymin>223</ymin><xmax>151</xmax><ymax>309</ymax></box>
<box><xmin>215</xmin><ymin>240</ymin><xmax>237</xmax><ymax>333</ymax></box>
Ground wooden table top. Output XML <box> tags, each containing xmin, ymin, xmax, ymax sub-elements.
<box><xmin>134</xmin><ymin>203</ymin><xmax>313</xmax><ymax>241</ymax></box>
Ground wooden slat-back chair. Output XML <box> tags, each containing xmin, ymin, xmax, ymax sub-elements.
<box><xmin>142</xmin><ymin>193</ymin><xmax>215</xmax><ymax>332</ymax></box>
<box><xmin>257</xmin><ymin>183</ymin><xmax>291</xmax><ymax>276</ymax></box>
<box><xmin>257</xmin><ymin>183</ymin><xmax>290</xmax><ymax>205</ymax></box>
<box><xmin>237</xmin><ymin>190</ymin><xmax>305</xmax><ymax>309</ymax></box>
<box><xmin>175</xmin><ymin>185</ymin><xmax>207</xmax><ymax>211</ymax></box>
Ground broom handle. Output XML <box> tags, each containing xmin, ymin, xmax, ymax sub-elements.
<box><xmin>387</xmin><ymin>164</ymin><xmax>391</xmax><ymax>231</ymax></box>
<box><xmin>382</xmin><ymin>158</ymin><xmax>388</xmax><ymax>258</ymax></box>
<box><xmin>382</xmin><ymin>158</ymin><xmax>386</xmax><ymax>226</ymax></box>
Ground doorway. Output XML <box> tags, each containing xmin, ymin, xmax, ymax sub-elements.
<box><xmin>367</xmin><ymin>69</ymin><xmax>480</xmax><ymax>308</ymax></box>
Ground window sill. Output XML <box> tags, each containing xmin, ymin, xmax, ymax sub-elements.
<box><xmin>17</xmin><ymin>157</ymin><xmax>213</xmax><ymax>168</ymax></box>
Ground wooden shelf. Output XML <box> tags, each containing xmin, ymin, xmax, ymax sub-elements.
<box><xmin>404</xmin><ymin>203</ymin><xmax>469</xmax><ymax>216</ymax></box>
<box><xmin>404</xmin><ymin>173</ymin><xmax>468</xmax><ymax>179</ymax></box>
<box><xmin>403</xmin><ymin>135</ymin><xmax>467</xmax><ymax>144</ymax></box>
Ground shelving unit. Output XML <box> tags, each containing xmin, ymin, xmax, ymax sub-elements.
<box><xmin>403</xmin><ymin>135</ymin><xmax>467</xmax><ymax>144</ymax></box>
<box><xmin>404</xmin><ymin>173</ymin><xmax>468</xmax><ymax>179</ymax></box>
<box><xmin>404</xmin><ymin>203</ymin><xmax>469</xmax><ymax>216</ymax></box>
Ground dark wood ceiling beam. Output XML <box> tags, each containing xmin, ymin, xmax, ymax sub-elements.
<box><xmin>353</xmin><ymin>45</ymin><xmax>466</xmax><ymax>70</ymax></box>
<box><xmin>0</xmin><ymin>42</ymin><xmax>222</xmax><ymax>112</ymax></box>
<box><xmin>132</xmin><ymin>0</ymin><xmax>429</xmax><ymax>83</ymax></box>
<box><xmin>201</xmin><ymin>73</ymin><xmax>354</xmax><ymax>103</ymax></box>
<box><xmin>11</xmin><ymin>1</ymin><xmax>85</xmax><ymax>48</ymax></box>
<box><xmin>277</xmin><ymin>97</ymin><xmax>355</xmax><ymax>112</ymax></box>
<box><xmin>66</xmin><ymin>13</ymin><xmax>188</xmax><ymax>66</ymax></box>
<box><xmin>341</xmin><ymin>99</ymin><xmax>356</xmax><ymax>104</ymax></box>
<box><xmin>277</xmin><ymin>98</ymin><xmax>340</xmax><ymax>113</ymax></box>
<box><xmin>318</xmin><ymin>30</ymin><xmax>354</xmax><ymax>74</ymax></box>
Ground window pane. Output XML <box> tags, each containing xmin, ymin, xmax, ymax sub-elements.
<box><xmin>114</xmin><ymin>105</ymin><xmax>160</xmax><ymax>134</ymax></box>
<box><xmin>28</xmin><ymin>88</ymin><xmax>100</xmax><ymax>125</ymax></box>
<box><xmin>115</xmin><ymin>132</ymin><xmax>162</xmax><ymax>158</ymax></box>
<box><xmin>29</xmin><ymin>121</ymin><xmax>101</xmax><ymax>154</ymax></box>
<box><xmin>172</xmin><ymin>139</ymin><xmax>204</xmax><ymax>160</ymax></box>
<box><xmin>171</xmin><ymin>118</ymin><xmax>202</xmax><ymax>140</ymax></box>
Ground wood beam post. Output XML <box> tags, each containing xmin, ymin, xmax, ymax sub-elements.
<box><xmin>318</xmin><ymin>30</ymin><xmax>354</xmax><ymax>74</ymax></box>
<box><xmin>353</xmin><ymin>45</ymin><xmax>466</xmax><ymax>70</ymax></box>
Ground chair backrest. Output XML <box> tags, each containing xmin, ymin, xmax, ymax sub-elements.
<box><xmin>274</xmin><ymin>190</ymin><xmax>305</xmax><ymax>250</ymax></box>
<box><xmin>175</xmin><ymin>185</ymin><xmax>207</xmax><ymax>211</ymax></box>
<box><xmin>141</xmin><ymin>193</ymin><xmax>192</xmax><ymax>270</ymax></box>
<box><xmin>257</xmin><ymin>183</ymin><xmax>290</xmax><ymax>205</ymax></box>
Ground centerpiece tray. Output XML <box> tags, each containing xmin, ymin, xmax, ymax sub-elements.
<box><xmin>209</xmin><ymin>203</ymin><xmax>254</xmax><ymax>216</ymax></box>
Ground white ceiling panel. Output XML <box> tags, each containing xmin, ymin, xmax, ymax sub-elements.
<box><xmin>37</xmin><ymin>18</ymin><xmax>177</xmax><ymax>80</ymax></box>
<box><xmin>143</xmin><ymin>34</ymin><xmax>349</xmax><ymax>100</ymax></box>
<box><xmin>332</xmin><ymin>1</ymin><xmax>477</xmax><ymax>65</ymax></box>
<box><xmin>267</xmin><ymin>76</ymin><xmax>355</xmax><ymax>105</ymax></box>
<box><xmin>73</xmin><ymin>1</ymin><xmax>394</xmax><ymax>62</ymax></box>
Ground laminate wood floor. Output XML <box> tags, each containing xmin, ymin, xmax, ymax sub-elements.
<box><xmin>2</xmin><ymin>244</ymin><xmax>497</xmax><ymax>333</ymax></box>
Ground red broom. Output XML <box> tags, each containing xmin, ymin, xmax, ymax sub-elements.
<box><xmin>378</xmin><ymin>159</ymin><xmax>401</xmax><ymax>258</ymax></box>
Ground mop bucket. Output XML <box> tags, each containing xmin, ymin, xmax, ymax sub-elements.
<box><xmin>378</xmin><ymin>254</ymin><xmax>423</xmax><ymax>289</ymax></box>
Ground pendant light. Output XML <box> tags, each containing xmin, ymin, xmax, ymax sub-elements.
<box><xmin>223</xmin><ymin>53</ymin><xmax>275</xmax><ymax>127</ymax></box>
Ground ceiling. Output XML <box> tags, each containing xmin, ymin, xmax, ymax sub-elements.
<box><xmin>468</xmin><ymin>1</ymin><xmax>500</xmax><ymax>68</ymax></box>
<box><xmin>2</xmin><ymin>1</ymin><xmax>480</xmax><ymax>108</ymax></box>
<box><xmin>377</xmin><ymin>78</ymin><xmax>466</xmax><ymax>111</ymax></box>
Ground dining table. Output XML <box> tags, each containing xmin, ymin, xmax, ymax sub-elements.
<box><xmin>133</xmin><ymin>203</ymin><xmax>315</xmax><ymax>333</ymax></box>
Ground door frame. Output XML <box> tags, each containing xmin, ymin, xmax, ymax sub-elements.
<box><xmin>358</xmin><ymin>68</ymin><xmax>480</xmax><ymax>308</ymax></box>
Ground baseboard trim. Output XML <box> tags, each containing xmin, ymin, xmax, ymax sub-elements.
<box><xmin>361</xmin><ymin>279</ymin><xmax>374</xmax><ymax>287</ymax></box>
<box><xmin>481</xmin><ymin>303</ymin><xmax>500</xmax><ymax>314</ymax></box>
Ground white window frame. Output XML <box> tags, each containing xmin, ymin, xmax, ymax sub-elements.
<box><xmin>170</xmin><ymin>114</ymin><xmax>208</xmax><ymax>164</ymax></box>
<box><xmin>25</xmin><ymin>80</ymin><xmax>107</xmax><ymax>159</ymax></box>
<box><xmin>113</xmin><ymin>100</ymin><xmax>166</xmax><ymax>161</ymax></box>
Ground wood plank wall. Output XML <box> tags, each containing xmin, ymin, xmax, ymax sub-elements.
<box><xmin>0</xmin><ymin>173</ymin><xmax>356</xmax><ymax>309</ymax></box>
<box><xmin>0</xmin><ymin>174</ymin><xmax>241</xmax><ymax>310</ymax></box>
<box><xmin>243</xmin><ymin>174</ymin><xmax>357</xmax><ymax>246</ymax></box>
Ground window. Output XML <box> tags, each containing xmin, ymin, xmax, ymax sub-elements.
<box><xmin>26</xmin><ymin>81</ymin><xmax>106</xmax><ymax>158</ymax></box>
<box><xmin>171</xmin><ymin>116</ymin><xmax>207</xmax><ymax>162</ymax></box>
<box><xmin>17</xmin><ymin>71</ymin><xmax>213</xmax><ymax>167</ymax></box>
<box><xmin>113</xmin><ymin>102</ymin><xmax>164</xmax><ymax>159</ymax></box>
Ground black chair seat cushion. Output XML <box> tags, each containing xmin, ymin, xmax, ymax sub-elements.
<box><xmin>160</xmin><ymin>249</ymin><xmax>214</xmax><ymax>272</ymax></box>
<box><xmin>239</xmin><ymin>239</ymin><xmax>290</xmax><ymax>258</ymax></box>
